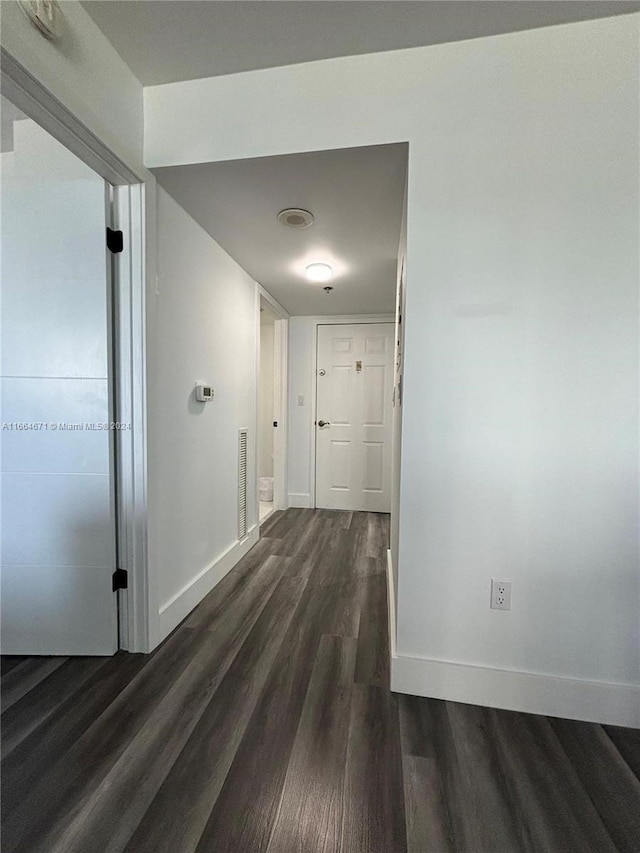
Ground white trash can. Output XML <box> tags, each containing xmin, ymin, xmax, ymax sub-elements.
<box><xmin>259</xmin><ymin>476</ymin><xmax>274</xmax><ymax>502</ymax></box>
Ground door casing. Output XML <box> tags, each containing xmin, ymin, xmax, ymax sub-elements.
<box><xmin>256</xmin><ymin>285</ymin><xmax>289</xmax><ymax>515</ymax></box>
<box><xmin>1</xmin><ymin>47</ymin><xmax>151</xmax><ymax>651</ymax></box>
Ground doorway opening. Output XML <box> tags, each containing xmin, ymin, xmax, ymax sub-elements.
<box><xmin>258</xmin><ymin>300</ymin><xmax>277</xmax><ymax>522</ymax></box>
<box><xmin>151</xmin><ymin>141</ymin><xmax>407</xmax><ymax>526</ymax></box>
<box><xmin>0</xmin><ymin>60</ymin><xmax>148</xmax><ymax>652</ymax></box>
<box><xmin>0</xmin><ymin>95</ymin><xmax>120</xmax><ymax>655</ymax></box>
<box><xmin>258</xmin><ymin>293</ymin><xmax>288</xmax><ymax>523</ymax></box>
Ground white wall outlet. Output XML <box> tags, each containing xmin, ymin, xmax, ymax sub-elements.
<box><xmin>490</xmin><ymin>579</ymin><xmax>512</xmax><ymax>611</ymax></box>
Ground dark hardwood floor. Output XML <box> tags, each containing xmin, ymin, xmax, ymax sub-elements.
<box><xmin>2</xmin><ymin>508</ymin><xmax>639</xmax><ymax>852</ymax></box>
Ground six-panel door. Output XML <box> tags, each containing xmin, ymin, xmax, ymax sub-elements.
<box><xmin>315</xmin><ymin>323</ymin><xmax>394</xmax><ymax>512</ymax></box>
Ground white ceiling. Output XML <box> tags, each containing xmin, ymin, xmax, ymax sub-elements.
<box><xmin>153</xmin><ymin>144</ymin><xmax>408</xmax><ymax>316</ymax></box>
<box><xmin>82</xmin><ymin>1</ymin><xmax>639</xmax><ymax>86</ymax></box>
<box><xmin>85</xmin><ymin>0</ymin><xmax>638</xmax><ymax>318</ymax></box>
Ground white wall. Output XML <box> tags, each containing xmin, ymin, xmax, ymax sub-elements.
<box><xmin>0</xmin><ymin>0</ymin><xmax>143</xmax><ymax>171</ymax></box>
<box><xmin>259</xmin><ymin>317</ymin><xmax>274</xmax><ymax>480</ymax></box>
<box><xmin>148</xmin><ymin>188</ymin><xmax>258</xmax><ymax>642</ymax></box>
<box><xmin>287</xmin><ymin>315</ymin><xmax>394</xmax><ymax>508</ymax></box>
<box><xmin>145</xmin><ymin>15</ymin><xmax>640</xmax><ymax>724</ymax></box>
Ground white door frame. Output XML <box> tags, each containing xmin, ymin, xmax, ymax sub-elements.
<box><xmin>311</xmin><ymin>315</ymin><xmax>394</xmax><ymax>509</ymax></box>
<box><xmin>257</xmin><ymin>285</ymin><xmax>289</xmax><ymax>512</ymax></box>
<box><xmin>1</xmin><ymin>48</ymin><xmax>152</xmax><ymax>652</ymax></box>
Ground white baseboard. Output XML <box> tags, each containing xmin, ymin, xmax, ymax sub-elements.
<box><xmin>391</xmin><ymin>652</ymin><xmax>640</xmax><ymax>728</ymax></box>
<box><xmin>386</xmin><ymin>549</ymin><xmax>397</xmax><ymax>659</ymax></box>
<box><xmin>288</xmin><ymin>492</ymin><xmax>312</xmax><ymax>508</ymax></box>
<box><xmin>259</xmin><ymin>506</ymin><xmax>276</xmax><ymax>524</ymax></box>
<box><xmin>157</xmin><ymin>525</ymin><xmax>259</xmax><ymax>640</ymax></box>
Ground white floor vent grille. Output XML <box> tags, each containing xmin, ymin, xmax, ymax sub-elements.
<box><xmin>238</xmin><ymin>429</ymin><xmax>248</xmax><ymax>540</ymax></box>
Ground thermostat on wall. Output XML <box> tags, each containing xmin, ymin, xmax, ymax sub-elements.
<box><xmin>195</xmin><ymin>384</ymin><xmax>214</xmax><ymax>402</ymax></box>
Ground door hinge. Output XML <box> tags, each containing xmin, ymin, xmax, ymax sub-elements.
<box><xmin>112</xmin><ymin>568</ymin><xmax>128</xmax><ymax>591</ymax></box>
<box><xmin>106</xmin><ymin>227</ymin><xmax>124</xmax><ymax>254</ymax></box>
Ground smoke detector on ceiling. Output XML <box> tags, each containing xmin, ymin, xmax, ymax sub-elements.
<box><xmin>277</xmin><ymin>208</ymin><xmax>314</xmax><ymax>229</ymax></box>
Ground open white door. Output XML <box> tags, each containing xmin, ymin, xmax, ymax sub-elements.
<box><xmin>315</xmin><ymin>323</ymin><xmax>394</xmax><ymax>512</ymax></box>
<box><xmin>0</xmin><ymin>112</ymin><xmax>118</xmax><ymax>655</ymax></box>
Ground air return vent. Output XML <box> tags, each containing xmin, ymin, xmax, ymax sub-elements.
<box><xmin>238</xmin><ymin>429</ymin><xmax>248</xmax><ymax>540</ymax></box>
<box><xmin>277</xmin><ymin>208</ymin><xmax>314</xmax><ymax>229</ymax></box>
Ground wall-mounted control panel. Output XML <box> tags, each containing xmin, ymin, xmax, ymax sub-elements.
<box><xmin>195</xmin><ymin>384</ymin><xmax>214</xmax><ymax>402</ymax></box>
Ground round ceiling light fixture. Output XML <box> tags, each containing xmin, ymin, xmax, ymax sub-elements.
<box><xmin>277</xmin><ymin>208</ymin><xmax>314</xmax><ymax>229</ymax></box>
<box><xmin>305</xmin><ymin>263</ymin><xmax>333</xmax><ymax>283</ymax></box>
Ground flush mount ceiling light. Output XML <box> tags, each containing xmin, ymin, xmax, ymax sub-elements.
<box><xmin>277</xmin><ymin>208</ymin><xmax>314</xmax><ymax>229</ymax></box>
<box><xmin>305</xmin><ymin>263</ymin><xmax>333</xmax><ymax>283</ymax></box>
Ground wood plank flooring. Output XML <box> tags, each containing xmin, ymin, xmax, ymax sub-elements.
<box><xmin>2</xmin><ymin>508</ymin><xmax>639</xmax><ymax>853</ymax></box>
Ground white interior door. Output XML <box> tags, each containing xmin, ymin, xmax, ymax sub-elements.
<box><xmin>315</xmin><ymin>323</ymin><xmax>394</xmax><ymax>512</ymax></box>
<box><xmin>0</xmin><ymin>112</ymin><xmax>118</xmax><ymax>655</ymax></box>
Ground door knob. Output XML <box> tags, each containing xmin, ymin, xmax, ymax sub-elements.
<box><xmin>317</xmin><ymin>420</ymin><xmax>330</xmax><ymax>428</ymax></box>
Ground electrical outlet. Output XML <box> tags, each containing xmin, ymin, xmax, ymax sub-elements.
<box><xmin>490</xmin><ymin>579</ymin><xmax>512</xmax><ymax>611</ymax></box>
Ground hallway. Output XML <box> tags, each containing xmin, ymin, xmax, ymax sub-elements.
<box><xmin>2</xmin><ymin>509</ymin><xmax>639</xmax><ymax>852</ymax></box>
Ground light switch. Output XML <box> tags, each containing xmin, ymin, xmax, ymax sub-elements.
<box><xmin>297</xmin><ymin>395</ymin><xmax>305</xmax><ymax>406</ymax></box>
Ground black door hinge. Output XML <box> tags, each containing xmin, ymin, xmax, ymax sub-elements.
<box><xmin>112</xmin><ymin>568</ymin><xmax>128</xmax><ymax>591</ymax></box>
<box><xmin>106</xmin><ymin>227</ymin><xmax>124</xmax><ymax>254</ymax></box>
